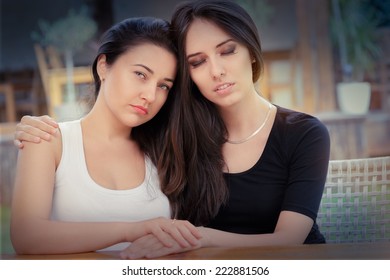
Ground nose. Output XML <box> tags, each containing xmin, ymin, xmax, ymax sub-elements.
<box><xmin>210</xmin><ymin>57</ymin><xmax>225</xmax><ymax>80</ymax></box>
<box><xmin>140</xmin><ymin>83</ymin><xmax>157</xmax><ymax>103</ymax></box>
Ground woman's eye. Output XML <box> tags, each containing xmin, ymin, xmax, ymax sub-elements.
<box><xmin>221</xmin><ymin>46</ymin><xmax>236</xmax><ymax>55</ymax></box>
<box><xmin>135</xmin><ymin>71</ymin><xmax>146</xmax><ymax>79</ymax></box>
<box><xmin>189</xmin><ymin>59</ymin><xmax>205</xmax><ymax>68</ymax></box>
<box><xmin>159</xmin><ymin>84</ymin><xmax>170</xmax><ymax>91</ymax></box>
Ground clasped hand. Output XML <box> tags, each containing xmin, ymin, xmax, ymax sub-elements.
<box><xmin>123</xmin><ymin>219</ymin><xmax>204</xmax><ymax>259</ymax></box>
<box><xmin>121</xmin><ymin>233</ymin><xmax>200</xmax><ymax>259</ymax></box>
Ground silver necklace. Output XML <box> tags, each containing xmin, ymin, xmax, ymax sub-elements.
<box><xmin>227</xmin><ymin>102</ymin><xmax>272</xmax><ymax>144</ymax></box>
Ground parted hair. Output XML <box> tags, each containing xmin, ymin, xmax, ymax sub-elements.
<box><xmin>158</xmin><ymin>0</ymin><xmax>264</xmax><ymax>225</ymax></box>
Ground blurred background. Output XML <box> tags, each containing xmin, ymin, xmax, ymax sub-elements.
<box><xmin>1</xmin><ymin>0</ymin><xmax>390</xmax><ymax>254</ymax></box>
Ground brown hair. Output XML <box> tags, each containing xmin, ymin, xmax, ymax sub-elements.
<box><xmin>159</xmin><ymin>0</ymin><xmax>264</xmax><ymax>225</ymax></box>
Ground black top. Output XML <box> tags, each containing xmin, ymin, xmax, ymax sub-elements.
<box><xmin>207</xmin><ymin>106</ymin><xmax>330</xmax><ymax>244</ymax></box>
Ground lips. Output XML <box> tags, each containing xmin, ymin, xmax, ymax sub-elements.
<box><xmin>131</xmin><ymin>105</ymin><xmax>148</xmax><ymax>115</ymax></box>
<box><xmin>214</xmin><ymin>82</ymin><xmax>234</xmax><ymax>94</ymax></box>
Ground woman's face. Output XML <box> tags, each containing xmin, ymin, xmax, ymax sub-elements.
<box><xmin>185</xmin><ymin>19</ymin><xmax>254</xmax><ymax>108</ymax></box>
<box><xmin>98</xmin><ymin>43</ymin><xmax>176</xmax><ymax>127</ymax></box>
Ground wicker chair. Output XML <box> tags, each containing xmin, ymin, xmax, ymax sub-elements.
<box><xmin>317</xmin><ymin>156</ymin><xmax>390</xmax><ymax>243</ymax></box>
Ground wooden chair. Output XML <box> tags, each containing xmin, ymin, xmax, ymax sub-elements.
<box><xmin>0</xmin><ymin>83</ymin><xmax>16</xmax><ymax>122</ymax></box>
<box><xmin>34</xmin><ymin>44</ymin><xmax>93</xmax><ymax>118</ymax></box>
<box><xmin>317</xmin><ymin>156</ymin><xmax>390</xmax><ymax>243</ymax></box>
<box><xmin>1</xmin><ymin>69</ymin><xmax>45</xmax><ymax>121</ymax></box>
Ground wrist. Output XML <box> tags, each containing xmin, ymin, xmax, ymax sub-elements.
<box><xmin>122</xmin><ymin>221</ymin><xmax>143</xmax><ymax>242</ymax></box>
<box><xmin>198</xmin><ymin>227</ymin><xmax>212</xmax><ymax>247</ymax></box>
<box><xmin>122</xmin><ymin>223</ymin><xmax>132</xmax><ymax>242</ymax></box>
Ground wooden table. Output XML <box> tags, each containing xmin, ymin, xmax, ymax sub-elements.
<box><xmin>2</xmin><ymin>242</ymin><xmax>390</xmax><ymax>260</ymax></box>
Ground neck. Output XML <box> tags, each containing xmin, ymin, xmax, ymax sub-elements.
<box><xmin>221</xmin><ymin>92</ymin><xmax>270</xmax><ymax>141</ymax></box>
<box><xmin>82</xmin><ymin>95</ymin><xmax>133</xmax><ymax>143</ymax></box>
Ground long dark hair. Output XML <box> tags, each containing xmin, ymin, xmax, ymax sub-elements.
<box><xmin>159</xmin><ymin>0</ymin><xmax>264</xmax><ymax>225</ymax></box>
<box><xmin>91</xmin><ymin>17</ymin><xmax>178</xmax><ymax>164</ymax></box>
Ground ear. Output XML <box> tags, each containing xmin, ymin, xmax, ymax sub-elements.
<box><xmin>250</xmin><ymin>52</ymin><xmax>256</xmax><ymax>64</ymax></box>
<box><xmin>97</xmin><ymin>54</ymin><xmax>107</xmax><ymax>81</ymax></box>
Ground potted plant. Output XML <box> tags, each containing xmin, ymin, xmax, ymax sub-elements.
<box><xmin>32</xmin><ymin>6</ymin><xmax>97</xmax><ymax>120</ymax></box>
<box><xmin>330</xmin><ymin>0</ymin><xmax>381</xmax><ymax>114</ymax></box>
<box><xmin>234</xmin><ymin>0</ymin><xmax>274</xmax><ymax>29</ymax></box>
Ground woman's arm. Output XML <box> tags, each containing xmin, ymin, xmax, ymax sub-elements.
<box><xmin>14</xmin><ymin>115</ymin><xmax>58</xmax><ymax>148</ymax></box>
<box><xmin>200</xmin><ymin>211</ymin><xmax>313</xmax><ymax>247</ymax></box>
<box><xmin>11</xmin><ymin>134</ymin><xmax>200</xmax><ymax>255</ymax></box>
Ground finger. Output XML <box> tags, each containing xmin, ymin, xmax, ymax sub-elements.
<box><xmin>21</xmin><ymin>115</ymin><xmax>58</xmax><ymax>127</ymax></box>
<box><xmin>145</xmin><ymin>243</ymin><xmax>184</xmax><ymax>259</ymax></box>
<box><xmin>39</xmin><ymin>115</ymin><xmax>59</xmax><ymax>128</ymax></box>
<box><xmin>183</xmin><ymin>221</ymin><xmax>203</xmax><ymax>239</ymax></box>
<box><xmin>145</xmin><ymin>247</ymin><xmax>172</xmax><ymax>259</ymax></box>
<box><xmin>16</xmin><ymin>124</ymin><xmax>55</xmax><ymax>142</ymax></box>
<box><xmin>138</xmin><ymin>239</ymin><xmax>168</xmax><ymax>259</ymax></box>
<box><xmin>20</xmin><ymin>115</ymin><xmax>58</xmax><ymax>135</ymax></box>
<box><xmin>152</xmin><ymin>228</ymin><xmax>175</xmax><ymax>248</ymax></box>
<box><xmin>187</xmin><ymin>222</ymin><xmax>203</xmax><ymax>239</ymax></box>
<box><xmin>147</xmin><ymin>218</ymin><xmax>191</xmax><ymax>248</ymax></box>
<box><xmin>121</xmin><ymin>235</ymin><xmax>164</xmax><ymax>259</ymax></box>
<box><xmin>161</xmin><ymin>223</ymin><xmax>190</xmax><ymax>248</ymax></box>
<box><xmin>145</xmin><ymin>237</ymin><xmax>200</xmax><ymax>259</ymax></box>
<box><xmin>14</xmin><ymin>130</ymin><xmax>41</xmax><ymax>144</ymax></box>
<box><xmin>13</xmin><ymin>139</ymin><xmax>24</xmax><ymax>149</ymax></box>
<box><xmin>167</xmin><ymin>220</ymin><xmax>201</xmax><ymax>247</ymax></box>
<box><xmin>177</xmin><ymin>225</ymin><xmax>201</xmax><ymax>246</ymax></box>
<box><xmin>133</xmin><ymin>240</ymin><xmax>164</xmax><ymax>259</ymax></box>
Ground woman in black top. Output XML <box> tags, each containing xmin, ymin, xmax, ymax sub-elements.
<box><xmin>152</xmin><ymin>0</ymin><xmax>330</xmax><ymax>256</ymax></box>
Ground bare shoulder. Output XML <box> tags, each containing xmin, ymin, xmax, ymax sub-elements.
<box><xmin>21</xmin><ymin>128</ymin><xmax>62</xmax><ymax>165</ymax></box>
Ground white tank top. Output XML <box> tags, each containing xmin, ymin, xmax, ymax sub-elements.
<box><xmin>51</xmin><ymin>120</ymin><xmax>170</xmax><ymax>250</ymax></box>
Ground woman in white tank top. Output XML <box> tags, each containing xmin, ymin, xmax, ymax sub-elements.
<box><xmin>11</xmin><ymin>17</ymin><xmax>201</xmax><ymax>255</ymax></box>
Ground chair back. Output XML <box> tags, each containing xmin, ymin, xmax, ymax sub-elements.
<box><xmin>33</xmin><ymin>44</ymin><xmax>92</xmax><ymax>119</ymax></box>
<box><xmin>317</xmin><ymin>156</ymin><xmax>390</xmax><ymax>243</ymax></box>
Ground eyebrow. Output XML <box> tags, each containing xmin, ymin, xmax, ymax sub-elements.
<box><xmin>133</xmin><ymin>64</ymin><xmax>174</xmax><ymax>83</ymax></box>
<box><xmin>164</xmin><ymin>77</ymin><xmax>174</xmax><ymax>83</ymax></box>
<box><xmin>186</xmin><ymin>39</ymin><xmax>235</xmax><ymax>59</ymax></box>
<box><xmin>133</xmin><ymin>64</ymin><xmax>154</xmax><ymax>74</ymax></box>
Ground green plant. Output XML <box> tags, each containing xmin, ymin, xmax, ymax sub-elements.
<box><xmin>330</xmin><ymin>0</ymin><xmax>382</xmax><ymax>82</ymax></box>
<box><xmin>234</xmin><ymin>0</ymin><xmax>274</xmax><ymax>29</ymax></box>
<box><xmin>1</xmin><ymin>205</ymin><xmax>14</xmax><ymax>254</ymax></box>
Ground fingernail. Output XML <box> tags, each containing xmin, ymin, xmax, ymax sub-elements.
<box><xmin>44</xmin><ymin>134</ymin><xmax>51</xmax><ymax>141</ymax></box>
